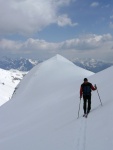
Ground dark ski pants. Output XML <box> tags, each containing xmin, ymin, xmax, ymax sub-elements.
<box><xmin>83</xmin><ymin>95</ymin><xmax>91</xmax><ymax>114</ymax></box>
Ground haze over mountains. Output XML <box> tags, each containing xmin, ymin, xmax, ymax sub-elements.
<box><xmin>0</xmin><ymin>56</ymin><xmax>112</xmax><ymax>72</ymax></box>
<box><xmin>0</xmin><ymin>54</ymin><xmax>113</xmax><ymax>150</ymax></box>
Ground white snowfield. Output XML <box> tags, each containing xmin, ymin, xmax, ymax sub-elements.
<box><xmin>0</xmin><ymin>54</ymin><xmax>113</xmax><ymax>150</ymax></box>
<box><xmin>0</xmin><ymin>69</ymin><xmax>26</xmax><ymax>106</ymax></box>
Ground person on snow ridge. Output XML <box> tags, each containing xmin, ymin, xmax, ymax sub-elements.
<box><xmin>80</xmin><ymin>78</ymin><xmax>97</xmax><ymax>115</ymax></box>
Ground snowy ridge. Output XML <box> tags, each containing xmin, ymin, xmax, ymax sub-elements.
<box><xmin>0</xmin><ymin>55</ymin><xmax>113</xmax><ymax>150</ymax></box>
<box><xmin>11</xmin><ymin>54</ymin><xmax>94</xmax><ymax>106</ymax></box>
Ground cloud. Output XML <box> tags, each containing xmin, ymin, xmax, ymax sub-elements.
<box><xmin>60</xmin><ymin>34</ymin><xmax>112</xmax><ymax>50</ymax></box>
<box><xmin>90</xmin><ymin>2</ymin><xmax>99</xmax><ymax>7</ymax></box>
<box><xmin>57</xmin><ymin>14</ymin><xmax>78</xmax><ymax>27</ymax></box>
<box><xmin>110</xmin><ymin>15</ymin><xmax>113</xmax><ymax>19</ymax></box>
<box><xmin>0</xmin><ymin>39</ymin><xmax>21</xmax><ymax>51</ymax></box>
<box><xmin>109</xmin><ymin>22</ymin><xmax>113</xmax><ymax>28</ymax></box>
<box><xmin>0</xmin><ymin>0</ymin><xmax>76</xmax><ymax>35</ymax></box>
<box><xmin>0</xmin><ymin>34</ymin><xmax>113</xmax><ymax>61</ymax></box>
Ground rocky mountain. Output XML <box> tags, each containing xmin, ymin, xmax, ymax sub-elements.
<box><xmin>0</xmin><ymin>56</ymin><xmax>38</xmax><ymax>71</ymax></box>
<box><xmin>0</xmin><ymin>56</ymin><xmax>112</xmax><ymax>72</ymax></box>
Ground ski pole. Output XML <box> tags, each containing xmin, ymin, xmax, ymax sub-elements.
<box><xmin>77</xmin><ymin>98</ymin><xmax>81</xmax><ymax>119</ymax></box>
<box><xmin>95</xmin><ymin>84</ymin><xmax>102</xmax><ymax>106</ymax></box>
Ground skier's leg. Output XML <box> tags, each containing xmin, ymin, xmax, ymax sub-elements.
<box><xmin>87</xmin><ymin>95</ymin><xmax>91</xmax><ymax>113</ymax></box>
<box><xmin>83</xmin><ymin>96</ymin><xmax>87</xmax><ymax>114</ymax></box>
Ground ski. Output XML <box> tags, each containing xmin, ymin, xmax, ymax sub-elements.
<box><xmin>85</xmin><ymin>114</ymin><xmax>88</xmax><ymax>118</ymax></box>
<box><xmin>83</xmin><ymin>114</ymin><xmax>88</xmax><ymax>118</ymax></box>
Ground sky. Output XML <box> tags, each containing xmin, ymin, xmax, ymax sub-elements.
<box><xmin>0</xmin><ymin>0</ymin><xmax>113</xmax><ymax>61</ymax></box>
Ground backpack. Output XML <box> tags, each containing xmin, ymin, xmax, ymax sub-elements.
<box><xmin>81</xmin><ymin>82</ymin><xmax>92</xmax><ymax>95</ymax></box>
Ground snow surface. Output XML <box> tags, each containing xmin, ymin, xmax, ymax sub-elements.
<box><xmin>0</xmin><ymin>69</ymin><xmax>26</xmax><ymax>106</ymax></box>
<box><xmin>0</xmin><ymin>54</ymin><xmax>113</xmax><ymax>150</ymax></box>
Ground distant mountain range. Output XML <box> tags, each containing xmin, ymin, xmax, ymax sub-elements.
<box><xmin>72</xmin><ymin>58</ymin><xmax>113</xmax><ymax>73</ymax></box>
<box><xmin>0</xmin><ymin>56</ymin><xmax>39</xmax><ymax>71</ymax></box>
<box><xmin>0</xmin><ymin>56</ymin><xmax>112</xmax><ymax>72</ymax></box>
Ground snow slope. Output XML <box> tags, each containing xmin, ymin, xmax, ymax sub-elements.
<box><xmin>0</xmin><ymin>54</ymin><xmax>112</xmax><ymax>150</ymax></box>
<box><xmin>0</xmin><ymin>69</ymin><xmax>26</xmax><ymax>106</ymax></box>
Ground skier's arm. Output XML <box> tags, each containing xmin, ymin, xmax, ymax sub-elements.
<box><xmin>91</xmin><ymin>84</ymin><xmax>97</xmax><ymax>90</ymax></box>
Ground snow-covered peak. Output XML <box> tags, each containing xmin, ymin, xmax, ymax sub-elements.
<box><xmin>44</xmin><ymin>54</ymin><xmax>75</xmax><ymax>66</ymax></box>
<box><xmin>51</xmin><ymin>54</ymin><xmax>73</xmax><ymax>63</ymax></box>
<box><xmin>11</xmin><ymin>55</ymin><xmax>94</xmax><ymax>106</ymax></box>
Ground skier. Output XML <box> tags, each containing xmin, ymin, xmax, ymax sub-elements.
<box><xmin>80</xmin><ymin>78</ymin><xmax>97</xmax><ymax>116</ymax></box>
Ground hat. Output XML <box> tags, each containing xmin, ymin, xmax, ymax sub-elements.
<box><xmin>84</xmin><ymin>78</ymin><xmax>88</xmax><ymax>81</ymax></box>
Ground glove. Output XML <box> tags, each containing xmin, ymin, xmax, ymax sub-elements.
<box><xmin>80</xmin><ymin>95</ymin><xmax>82</xmax><ymax>100</ymax></box>
<box><xmin>94</xmin><ymin>84</ymin><xmax>97</xmax><ymax>89</ymax></box>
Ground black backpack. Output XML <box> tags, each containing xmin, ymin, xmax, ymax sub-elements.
<box><xmin>81</xmin><ymin>82</ymin><xmax>92</xmax><ymax>95</ymax></box>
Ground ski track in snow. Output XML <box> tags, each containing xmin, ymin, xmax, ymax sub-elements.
<box><xmin>76</xmin><ymin>103</ymin><xmax>102</xmax><ymax>150</ymax></box>
<box><xmin>76</xmin><ymin>117</ymin><xmax>87</xmax><ymax>150</ymax></box>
